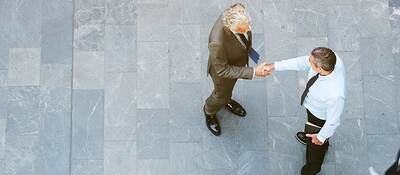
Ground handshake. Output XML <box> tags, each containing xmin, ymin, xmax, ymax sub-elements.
<box><xmin>254</xmin><ymin>62</ymin><xmax>274</xmax><ymax>77</ymax></box>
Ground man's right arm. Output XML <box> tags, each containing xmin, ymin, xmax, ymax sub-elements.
<box><xmin>272</xmin><ymin>56</ymin><xmax>311</xmax><ymax>72</ymax></box>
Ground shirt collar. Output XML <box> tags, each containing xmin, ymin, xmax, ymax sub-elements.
<box><xmin>318</xmin><ymin>69</ymin><xmax>335</xmax><ymax>80</ymax></box>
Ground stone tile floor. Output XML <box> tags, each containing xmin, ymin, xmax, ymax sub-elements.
<box><xmin>0</xmin><ymin>0</ymin><xmax>399</xmax><ymax>174</ymax></box>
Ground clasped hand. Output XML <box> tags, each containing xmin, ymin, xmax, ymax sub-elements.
<box><xmin>255</xmin><ymin>62</ymin><xmax>274</xmax><ymax>77</ymax></box>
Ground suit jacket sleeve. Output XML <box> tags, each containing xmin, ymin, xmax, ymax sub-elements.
<box><xmin>209</xmin><ymin>42</ymin><xmax>254</xmax><ymax>80</ymax></box>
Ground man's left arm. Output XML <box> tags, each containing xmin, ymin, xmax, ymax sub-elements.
<box><xmin>317</xmin><ymin>97</ymin><xmax>345</xmax><ymax>143</ymax></box>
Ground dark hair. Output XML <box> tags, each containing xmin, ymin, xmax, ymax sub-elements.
<box><xmin>311</xmin><ymin>47</ymin><xmax>336</xmax><ymax>71</ymax></box>
<box><xmin>231</xmin><ymin>3</ymin><xmax>245</xmax><ymax>8</ymax></box>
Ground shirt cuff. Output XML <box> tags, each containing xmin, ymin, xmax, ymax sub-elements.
<box><xmin>316</xmin><ymin>134</ymin><xmax>327</xmax><ymax>143</ymax></box>
<box><xmin>253</xmin><ymin>67</ymin><xmax>256</xmax><ymax>78</ymax></box>
<box><xmin>273</xmin><ymin>61</ymin><xmax>283</xmax><ymax>71</ymax></box>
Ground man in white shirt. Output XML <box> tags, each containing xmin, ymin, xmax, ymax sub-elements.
<box><xmin>265</xmin><ymin>47</ymin><xmax>346</xmax><ymax>175</ymax></box>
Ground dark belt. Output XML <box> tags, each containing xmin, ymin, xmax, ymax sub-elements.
<box><xmin>307</xmin><ymin>109</ymin><xmax>326</xmax><ymax>128</ymax></box>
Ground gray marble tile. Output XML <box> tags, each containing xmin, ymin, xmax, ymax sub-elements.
<box><xmin>0</xmin><ymin>1</ymin><xmax>41</xmax><ymax>48</ymax></box>
<box><xmin>367</xmin><ymin>134</ymin><xmax>400</xmax><ymax>168</ymax></box>
<box><xmin>8</xmin><ymin>48</ymin><xmax>41</xmax><ymax>86</ymax></box>
<box><xmin>136</xmin><ymin>110</ymin><xmax>169</xmax><ymax>159</ymax></box>
<box><xmin>170</xmin><ymin>82</ymin><xmax>203</xmax><ymax>117</ymax></box>
<box><xmin>40</xmin><ymin>64</ymin><xmax>72</xmax><ymax>88</ymax></box>
<box><xmin>41</xmin><ymin>0</ymin><xmax>73</xmax><ymax>64</ymax></box>
<box><xmin>337</xmin><ymin>51</ymin><xmax>364</xmax><ymax>119</ymax></box>
<box><xmin>394</xmin><ymin>37</ymin><xmax>400</xmax><ymax>56</ymax></box>
<box><xmin>169</xmin><ymin>24</ymin><xmax>201</xmax><ymax>82</ymax></box>
<box><xmin>7</xmin><ymin>86</ymin><xmax>40</xmax><ymax>136</ymax></box>
<box><xmin>104</xmin><ymin>141</ymin><xmax>136</xmax><ymax>175</ymax></box>
<box><xmin>71</xmin><ymin>90</ymin><xmax>104</xmax><ymax>160</ymax></box>
<box><xmin>137</xmin><ymin>0</ymin><xmax>168</xmax><ymax>5</ymax></box>
<box><xmin>0</xmin><ymin>87</ymin><xmax>7</xmax><ymax>126</ymax></box>
<box><xmin>137</xmin><ymin>42</ymin><xmax>169</xmax><ymax>109</ymax></box>
<box><xmin>137</xmin><ymin>159</ymin><xmax>169</xmax><ymax>175</ymax></box>
<box><xmin>263</xmin><ymin>1</ymin><xmax>297</xmax><ymax>59</ymax></box>
<box><xmin>359</xmin><ymin>0</ymin><xmax>392</xmax><ymax>37</ymax></box>
<box><xmin>201</xmin><ymin>127</ymin><xmax>239</xmax><ymax>170</ymax></box>
<box><xmin>390</xmin><ymin>8</ymin><xmax>400</xmax><ymax>50</ymax></box>
<box><xmin>266</xmin><ymin>72</ymin><xmax>303</xmax><ymax>117</ymax></box>
<box><xmin>74</xmin><ymin>0</ymin><xmax>105</xmax><ymax>27</ymax></box>
<box><xmin>42</xmin><ymin>0</ymin><xmax>73</xmax><ymax>22</ymax></box>
<box><xmin>0</xmin><ymin>121</ymin><xmax>5</xmax><ymax>160</ymax></box>
<box><xmin>360</xmin><ymin>36</ymin><xmax>395</xmax><ymax>76</ymax></box>
<box><xmin>104</xmin><ymin>72</ymin><xmax>136</xmax><ymax>141</ymax></box>
<box><xmin>236</xmin><ymin>151</ymin><xmax>268</xmax><ymax>175</ymax></box>
<box><xmin>294</xmin><ymin>0</ymin><xmax>328</xmax><ymax>37</ymax></box>
<box><xmin>334</xmin><ymin>119</ymin><xmax>370</xmax><ymax>175</ymax></box>
<box><xmin>168</xmin><ymin>0</ymin><xmax>200</xmax><ymax>24</ymax></box>
<box><xmin>104</xmin><ymin>25</ymin><xmax>136</xmax><ymax>72</ymax></box>
<box><xmin>39</xmin><ymin>87</ymin><xmax>71</xmax><ymax>113</ymax></box>
<box><xmin>105</xmin><ymin>0</ymin><xmax>136</xmax><ymax>25</ymax></box>
<box><xmin>0</xmin><ymin>48</ymin><xmax>8</xmax><ymax>70</ymax></box>
<box><xmin>200</xmin><ymin>168</ymin><xmax>235</xmax><ymax>175</ymax></box>
<box><xmin>137</xmin><ymin>6</ymin><xmax>168</xmax><ymax>42</ymax></box>
<box><xmin>73</xmin><ymin>51</ymin><xmax>104</xmax><ymax>89</ymax></box>
<box><xmin>363</xmin><ymin>75</ymin><xmax>399</xmax><ymax>134</ymax></box>
<box><xmin>170</xmin><ymin>142</ymin><xmax>203</xmax><ymax>175</ymax></box>
<box><xmin>3</xmin><ymin>136</ymin><xmax>39</xmax><ymax>175</ymax></box>
<box><xmin>198</xmin><ymin>0</ymin><xmax>231</xmax><ymax>25</ymax></box>
<box><xmin>0</xmin><ymin>70</ymin><xmax>7</xmax><ymax>87</ymax></box>
<box><xmin>71</xmin><ymin>159</ymin><xmax>103</xmax><ymax>175</ymax></box>
<box><xmin>237</xmin><ymin>117</ymin><xmax>267</xmax><ymax>151</ymax></box>
<box><xmin>390</xmin><ymin>0</ymin><xmax>400</xmax><ymax>7</ymax></box>
<box><xmin>319</xmin><ymin>163</ymin><xmax>335</xmax><ymax>175</ymax></box>
<box><xmin>170</xmin><ymin>116</ymin><xmax>203</xmax><ymax>143</ymax></box>
<box><xmin>74</xmin><ymin>24</ymin><xmax>105</xmax><ymax>51</ymax></box>
<box><xmin>234</xmin><ymin>80</ymin><xmax>269</xmax><ymax>117</ymax></box>
<box><xmin>296</xmin><ymin>37</ymin><xmax>329</xmax><ymax>56</ymax></box>
<box><xmin>0</xmin><ymin>159</ymin><xmax>3</xmax><ymax>175</ymax></box>
<box><xmin>267</xmin><ymin>117</ymin><xmax>305</xmax><ymax>156</ymax></box>
<box><xmin>327</xmin><ymin>5</ymin><xmax>361</xmax><ymax>52</ymax></box>
<box><xmin>267</xmin><ymin>151</ymin><xmax>303</xmax><ymax>175</ymax></box>
<box><xmin>36</xmin><ymin>112</ymin><xmax>70</xmax><ymax>175</ymax></box>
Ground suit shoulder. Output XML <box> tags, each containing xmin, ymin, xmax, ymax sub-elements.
<box><xmin>209</xmin><ymin>15</ymin><xmax>225</xmax><ymax>44</ymax></box>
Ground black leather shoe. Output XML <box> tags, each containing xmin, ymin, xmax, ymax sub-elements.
<box><xmin>203</xmin><ymin>106</ymin><xmax>221</xmax><ymax>136</ymax></box>
<box><xmin>225</xmin><ymin>99</ymin><xmax>246</xmax><ymax>117</ymax></box>
<box><xmin>295</xmin><ymin>132</ymin><xmax>309</xmax><ymax>145</ymax></box>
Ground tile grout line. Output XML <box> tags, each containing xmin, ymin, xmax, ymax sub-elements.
<box><xmin>69</xmin><ymin>0</ymin><xmax>75</xmax><ymax>174</ymax></box>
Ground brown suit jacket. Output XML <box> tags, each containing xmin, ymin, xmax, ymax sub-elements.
<box><xmin>207</xmin><ymin>15</ymin><xmax>254</xmax><ymax>80</ymax></box>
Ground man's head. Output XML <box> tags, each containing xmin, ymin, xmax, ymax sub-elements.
<box><xmin>309</xmin><ymin>47</ymin><xmax>336</xmax><ymax>75</ymax></box>
<box><xmin>222</xmin><ymin>3</ymin><xmax>251</xmax><ymax>34</ymax></box>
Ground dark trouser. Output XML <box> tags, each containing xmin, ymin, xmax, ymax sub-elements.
<box><xmin>205</xmin><ymin>68</ymin><xmax>237</xmax><ymax>115</ymax></box>
<box><xmin>301</xmin><ymin>110</ymin><xmax>329</xmax><ymax>175</ymax></box>
<box><xmin>385</xmin><ymin>161</ymin><xmax>400</xmax><ymax>175</ymax></box>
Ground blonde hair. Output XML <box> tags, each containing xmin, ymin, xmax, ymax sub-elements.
<box><xmin>222</xmin><ymin>3</ymin><xmax>251</xmax><ymax>32</ymax></box>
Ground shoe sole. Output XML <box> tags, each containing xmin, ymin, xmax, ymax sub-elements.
<box><xmin>295</xmin><ymin>134</ymin><xmax>307</xmax><ymax>145</ymax></box>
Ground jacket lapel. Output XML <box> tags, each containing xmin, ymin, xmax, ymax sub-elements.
<box><xmin>223</xmin><ymin>27</ymin><xmax>247</xmax><ymax>51</ymax></box>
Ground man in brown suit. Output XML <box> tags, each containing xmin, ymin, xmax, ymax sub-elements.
<box><xmin>203</xmin><ymin>3</ymin><xmax>270</xmax><ymax>136</ymax></box>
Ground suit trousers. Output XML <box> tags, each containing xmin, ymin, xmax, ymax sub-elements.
<box><xmin>301</xmin><ymin>110</ymin><xmax>329</xmax><ymax>175</ymax></box>
<box><xmin>205</xmin><ymin>67</ymin><xmax>237</xmax><ymax>115</ymax></box>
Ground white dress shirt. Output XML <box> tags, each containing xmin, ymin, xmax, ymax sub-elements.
<box><xmin>274</xmin><ymin>55</ymin><xmax>346</xmax><ymax>143</ymax></box>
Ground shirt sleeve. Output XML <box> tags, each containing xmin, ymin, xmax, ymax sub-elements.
<box><xmin>274</xmin><ymin>56</ymin><xmax>311</xmax><ymax>72</ymax></box>
<box><xmin>317</xmin><ymin>97</ymin><xmax>345</xmax><ymax>143</ymax></box>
